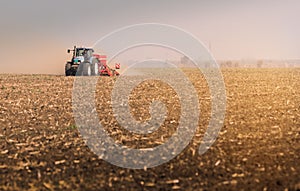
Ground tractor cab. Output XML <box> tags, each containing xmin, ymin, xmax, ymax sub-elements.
<box><xmin>67</xmin><ymin>47</ymin><xmax>94</xmax><ymax>63</ymax></box>
<box><xmin>74</xmin><ymin>48</ymin><xmax>94</xmax><ymax>57</ymax></box>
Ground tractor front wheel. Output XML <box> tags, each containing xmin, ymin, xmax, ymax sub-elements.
<box><xmin>65</xmin><ymin>62</ymin><xmax>72</xmax><ymax>76</ymax></box>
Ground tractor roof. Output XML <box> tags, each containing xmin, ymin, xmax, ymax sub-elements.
<box><xmin>76</xmin><ymin>47</ymin><xmax>93</xmax><ymax>50</ymax></box>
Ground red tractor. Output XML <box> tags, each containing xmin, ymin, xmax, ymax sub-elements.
<box><xmin>65</xmin><ymin>46</ymin><xmax>120</xmax><ymax>76</ymax></box>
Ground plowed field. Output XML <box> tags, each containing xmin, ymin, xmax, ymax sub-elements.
<box><xmin>0</xmin><ymin>68</ymin><xmax>299</xmax><ymax>190</ymax></box>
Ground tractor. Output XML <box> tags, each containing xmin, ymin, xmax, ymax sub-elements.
<box><xmin>65</xmin><ymin>46</ymin><xmax>120</xmax><ymax>76</ymax></box>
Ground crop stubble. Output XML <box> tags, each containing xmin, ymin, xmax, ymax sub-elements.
<box><xmin>0</xmin><ymin>68</ymin><xmax>299</xmax><ymax>190</ymax></box>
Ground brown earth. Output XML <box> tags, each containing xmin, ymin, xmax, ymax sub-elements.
<box><xmin>0</xmin><ymin>68</ymin><xmax>299</xmax><ymax>190</ymax></box>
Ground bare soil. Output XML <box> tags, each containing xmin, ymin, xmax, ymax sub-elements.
<box><xmin>0</xmin><ymin>68</ymin><xmax>299</xmax><ymax>190</ymax></box>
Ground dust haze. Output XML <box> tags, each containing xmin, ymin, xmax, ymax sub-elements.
<box><xmin>0</xmin><ymin>0</ymin><xmax>299</xmax><ymax>74</ymax></box>
<box><xmin>0</xmin><ymin>40</ymin><xmax>69</xmax><ymax>75</ymax></box>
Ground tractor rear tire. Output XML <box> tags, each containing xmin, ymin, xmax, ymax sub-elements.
<box><xmin>81</xmin><ymin>62</ymin><xmax>91</xmax><ymax>76</ymax></box>
<box><xmin>91</xmin><ymin>58</ymin><xmax>99</xmax><ymax>76</ymax></box>
<box><xmin>65</xmin><ymin>62</ymin><xmax>72</xmax><ymax>76</ymax></box>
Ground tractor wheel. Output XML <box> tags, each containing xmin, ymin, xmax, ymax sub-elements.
<box><xmin>91</xmin><ymin>58</ymin><xmax>99</xmax><ymax>76</ymax></box>
<box><xmin>65</xmin><ymin>62</ymin><xmax>72</xmax><ymax>76</ymax></box>
<box><xmin>77</xmin><ymin>62</ymin><xmax>91</xmax><ymax>76</ymax></box>
<box><xmin>82</xmin><ymin>62</ymin><xmax>92</xmax><ymax>76</ymax></box>
<box><xmin>76</xmin><ymin>63</ymin><xmax>83</xmax><ymax>76</ymax></box>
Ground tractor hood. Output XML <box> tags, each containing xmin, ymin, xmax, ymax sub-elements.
<box><xmin>74</xmin><ymin>56</ymin><xmax>84</xmax><ymax>63</ymax></box>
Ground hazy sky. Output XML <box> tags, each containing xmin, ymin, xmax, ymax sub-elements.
<box><xmin>0</xmin><ymin>0</ymin><xmax>299</xmax><ymax>74</ymax></box>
